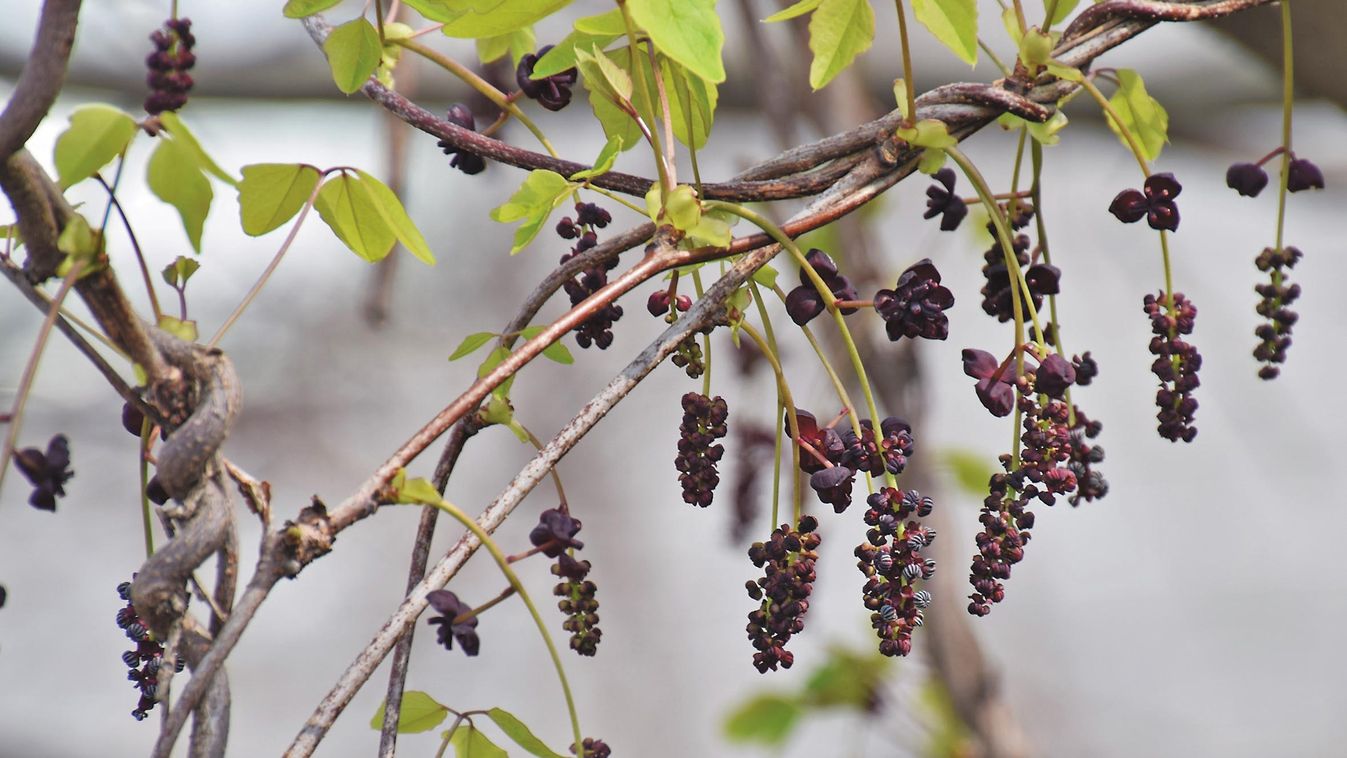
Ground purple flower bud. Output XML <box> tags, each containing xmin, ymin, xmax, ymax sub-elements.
<box><xmin>1226</xmin><ymin>162</ymin><xmax>1268</xmax><ymax>197</ymax></box>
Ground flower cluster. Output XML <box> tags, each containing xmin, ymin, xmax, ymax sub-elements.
<box><xmin>646</xmin><ymin>289</ymin><xmax>691</xmax><ymax>320</ymax></box>
<box><xmin>558</xmin><ymin>203</ymin><xmax>623</xmax><ymax>349</ymax></box>
<box><xmin>967</xmin><ymin>471</ymin><xmax>1031</xmax><ymax>617</ymax></box>
<box><xmin>438</xmin><ymin>104</ymin><xmax>487</xmax><ymax>175</ymax></box>
<box><xmin>923</xmin><ymin>168</ymin><xmax>968</xmax><ymax>231</ymax></box>
<box><xmin>515</xmin><ymin>46</ymin><xmax>578</xmax><ymax>111</ymax></box>
<box><xmin>791</xmin><ymin>410</ymin><xmax>914</xmax><ymax>513</ymax></box>
<box><xmin>12</xmin><ymin>434</ymin><xmax>73</xmax><ymax>511</ymax></box>
<box><xmin>571</xmin><ymin>738</ymin><xmax>612</xmax><ymax>757</ymax></box>
<box><xmin>553</xmin><ymin>553</ymin><xmax>601</xmax><ymax>656</ymax></box>
<box><xmin>1066</xmin><ymin>406</ymin><xmax>1108</xmax><ymax>506</ymax></box>
<box><xmin>979</xmin><ymin>221</ymin><xmax>1060</xmax><ymax>324</ymax></box>
<box><xmin>675</xmin><ymin>393</ymin><xmax>728</xmax><ymax>507</ymax></box>
<box><xmin>1143</xmin><ymin>291</ymin><xmax>1200</xmax><ymax>442</ymax></box>
<box><xmin>116</xmin><ymin>578</ymin><xmax>181</xmax><ymax>721</ymax></box>
<box><xmin>855</xmin><ymin>488</ymin><xmax>936</xmax><ymax>656</ymax></box>
<box><xmin>426</xmin><ymin>589</ymin><xmax>480</xmax><ymax>656</ymax></box>
<box><xmin>144</xmin><ymin>18</ymin><xmax>195</xmax><ymax>115</ymax></box>
<box><xmin>1253</xmin><ymin>246</ymin><xmax>1302</xmax><ymax>379</ymax></box>
<box><xmin>745</xmin><ymin>516</ymin><xmax>820</xmax><ymax>672</ymax></box>
<box><xmin>529</xmin><ymin>507</ymin><xmax>585</xmax><ymax>557</ymax></box>
<box><xmin>874</xmin><ymin>258</ymin><xmax>954</xmax><ymax>341</ymax></box>
<box><xmin>1229</xmin><ymin>154</ymin><xmax>1325</xmax><ymax>196</ymax></box>
<box><xmin>670</xmin><ymin>336</ymin><xmax>705</xmax><ymax>378</ymax></box>
<box><xmin>1014</xmin><ymin>357</ymin><xmax>1080</xmax><ymax>506</ymax></box>
<box><xmin>1109</xmin><ymin>173</ymin><xmax>1182</xmax><ymax>232</ymax></box>
<box><xmin>784</xmin><ymin>249</ymin><xmax>858</xmax><ymax>326</ymax></box>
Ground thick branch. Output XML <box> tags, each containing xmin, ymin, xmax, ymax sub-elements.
<box><xmin>0</xmin><ymin>0</ymin><xmax>81</xmax><ymax>161</ymax></box>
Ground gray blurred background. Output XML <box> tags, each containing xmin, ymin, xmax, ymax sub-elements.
<box><xmin>2</xmin><ymin>1</ymin><xmax>1345</xmax><ymax>756</ymax></box>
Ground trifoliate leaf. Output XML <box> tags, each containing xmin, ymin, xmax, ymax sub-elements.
<box><xmin>354</xmin><ymin>170</ymin><xmax>436</xmax><ymax>264</ymax></box>
<box><xmin>323</xmin><ymin>18</ymin><xmax>382</xmax><ymax>94</ymax></box>
<box><xmin>490</xmin><ymin>170</ymin><xmax>577</xmax><ymax>254</ymax></box>
<box><xmin>313</xmin><ymin>173</ymin><xmax>396</xmax><ymax>262</ymax></box>
<box><xmin>1106</xmin><ymin>69</ymin><xmax>1168</xmax><ymax>162</ymax></box>
<box><xmin>157</xmin><ymin>111</ymin><xmax>239</xmax><ymax>187</ymax></box>
<box><xmin>237</xmin><ymin>163</ymin><xmax>321</xmax><ymax>237</ymax></box>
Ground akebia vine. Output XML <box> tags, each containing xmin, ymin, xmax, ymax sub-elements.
<box><xmin>0</xmin><ymin>0</ymin><xmax>1316</xmax><ymax>756</ymax></box>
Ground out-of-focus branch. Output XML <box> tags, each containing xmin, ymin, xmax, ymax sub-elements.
<box><xmin>0</xmin><ymin>0</ymin><xmax>81</xmax><ymax>161</ymax></box>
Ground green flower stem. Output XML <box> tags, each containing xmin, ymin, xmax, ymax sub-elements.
<box><xmin>645</xmin><ymin>43</ymin><xmax>677</xmax><ymax>184</ymax></box>
<box><xmin>1008</xmin><ymin>128</ymin><xmax>1028</xmax><ymax>218</ymax></box>
<box><xmin>1030</xmin><ymin>140</ymin><xmax>1076</xmax><ymax>426</ymax></box>
<box><xmin>708</xmin><ymin>201</ymin><xmax>894</xmax><ymax>490</ymax></box>
<box><xmin>585</xmin><ymin>185</ymin><xmax>647</xmax><ymax>216</ymax></box>
<box><xmin>740</xmin><ymin>318</ymin><xmax>802</xmax><ymax>524</ymax></box>
<box><xmin>140</xmin><ymin>420</ymin><xmax>155</xmax><ymax>557</ymax></box>
<box><xmin>747</xmin><ymin>280</ymin><xmax>795</xmax><ymax>523</ymax></box>
<box><xmin>979</xmin><ymin>37</ymin><xmax>1012</xmax><ymax>78</ymax></box>
<box><xmin>451</xmin><ymin>585</ymin><xmax>517</xmax><ymax>625</ymax></box>
<box><xmin>521</xmin><ymin>425</ymin><xmax>568</xmax><ymax>507</ymax></box>
<box><xmin>1011</xmin><ymin>0</ymin><xmax>1028</xmax><ymax>33</ymax></box>
<box><xmin>617</xmin><ymin>0</ymin><xmax>672</xmax><ymax>200</ymax></box>
<box><xmin>1274</xmin><ymin>0</ymin><xmax>1293</xmax><ymax>253</ymax></box>
<box><xmin>1044</xmin><ymin>0</ymin><xmax>1062</xmax><ymax>28</ymax></box>
<box><xmin>894</xmin><ymin>0</ymin><xmax>918</xmax><ymax>122</ymax></box>
<box><xmin>207</xmin><ymin>179</ymin><xmax>324</xmax><ymax>349</ymax></box>
<box><xmin>674</xmin><ymin>72</ymin><xmax>704</xmax><ymax>193</ymax></box>
<box><xmin>393</xmin><ymin>38</ymin><xmax>557</xmax><ymax>158</ymax></box>
<box><xmin>413</xmin><ymin>496</ymin><xmax>583</xmax><ymax>755</ymax></box>
<box><xmin>691</xmin><ymin>270</ymin><xmax>712</xmax><ymax>396</ymax></box>
<box><xmin>769</xmin><ymin>283</ymin><xmax>858</xmax><ymax>429</ymax></box>
<box><xmin>0</xmin><ymin>260</ymin><xmax>84</xmax><ymax>496</ymax></box>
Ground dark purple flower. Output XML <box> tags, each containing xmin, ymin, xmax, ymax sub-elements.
<box><xmin>1108</xmin><ymin>173</ymin><xmax>1182</xmax><ymax>232</ymax></box>
<box><xmin>1226</xmin><ymin>162</ymin><xmax>1268</xmax><ymax>197</ymax></box>
<box><xmin>529</xmin><ymin>508</ymin><xmax>584</xmax><ymax>557</ymax></box>
<box><xmin>923</xmin><ymin>168</ymin><xmax>968</xmax><ymax>231</ymax></box>
<box><xmin>1286</xmin><ymin>158</ymin><xmax>1324</xmax><ymax>192</ymax></box>
<box><xmin>874</xmin><ymin>258</ymin><xmax>955</xmax><ymax>341</ymax></box>
<box><xmin>962</xmin><ymin>349</ymin><xmax>1014</xmax><ymax>417</ymax></box>
<box><xmin>516</xmin><ymin>46</ymin><xmax>578</xmax><ymax>111</ymax></box>
<box><xmin>809</xmin><ymin>466</ymin><xmax>855</xmax><ymax>513</ymax></box>
<box><xmin>426</xmin><ymin>589</ymin><xmax>481</xmax><ymax>655</ymax></box>
<box><xmin>13</xmin><ymin>434</ymin><xmax>73</xmax><ymax>512</ymax></box>
<box><xmin>437</xmin><ymin>104</ymin><xmax>487</xmax><ymax>175</ymax></box>
<box><xmin>784</xmin><ymin>249</ymin><xmax>858</xmax><ymax>326</ymax></box>
<box><xmin>1033</xmin><ymin>354</ymin><xmax>1076</xmax><ymax>399</ymax></box>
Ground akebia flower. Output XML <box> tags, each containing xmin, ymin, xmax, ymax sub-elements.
<box><xmin>745</xmin><ymin>517</ymin><xmax>821</xmax><ymax>673</ymax></box>
<box><xmin>437</xmin><ymin>104</ymin><xmax>486</xmax><ymax>175</ymax></box>
<box><xmin>923</xmin><ymin>168</ymin><xmax>968</xmax><ymax>231</ymax></box>
<box><xmin>809</xmin><ymin>465</ymin><xmax>855</xmax><ymax>513</ymax></box>
<box><xmin>1226</xmin><ymin>162</ymin><xmax>1269</xmax><ymax>197</ymax></box>
<box><xmin>1033</xmin><ymin>353</ymin><xmax>1076</xmax><ymax>399</ymax></box>
<box><xmin>144</xmin><ymin>18</ymin><xmax>195</xmax><ymax>115</ymax></box>
<box><xmin>13</xmin><ymin>434</ymin><xmax>73</xmax><ymax>511</ymax></box>
<box><xmin>784</xmin><ymin>249</ymin><xmax>858</xmax><ymax>326</ymax></box>
<box><xmin>1286</xmin><ymin>157</ymin><xmax>1325</xmax><ymax>192</ymax></box>
<box><xmin>529</xmin><ymin>508</ymin><xmax>584</xmax><ymax>557</ymax></box>
<box><xmin>874</xmin><ymin>258</ymin><xmax>954</xmax><ymax>341</ymax></box>
<box><xmin>516</xmin><ymin>46</ymin><xmax>578</xmax><ymax>111</ymax></box>
<box><xmin>426</xmin><ymin>589</ymin><xmax>480</xmax><ymax>655</ymax></box>
<box><xmin>962</xmin><ymin>349</ymin><xmax>1014</xmax><ymax>417</ymax></box>
<box><xmin>1108</xmin><ymin>172</ymin><xmax>1182</xmax><ymax>231</ymax></box>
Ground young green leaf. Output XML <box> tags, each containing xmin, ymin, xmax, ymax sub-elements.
<box><xmin>147</xmin><ymin>137</ymin><xmax>214</xmax><ymax>253</ymax></box>
<box><xmin>686</xmin><ymin>214</ymin><xmax>731</xmax><ymax>248</ymax></box>
<box><xmin>56</xmin><ymin>213</ymin><xmax>96</xmax><ymax>260</ymax></box>
<box><xmin>897</xmin><ymin>119</ymin><xmax>957</xmax><ymax>150</ymax></box>
<box><xmin>532</xmin><ymin>29</ymin><xmax>619</xmax><ymax>78</ymax></box>
<box><xmin>515</xmin><ymin>325</ymin><xmax>573</xmax><ymax>365</ymax></box>
<box><xmin>665</xmin><ymin>185</ymin><xmax>701</xmax><ymax>231</ymax></box>
<box><xmin>1106</xmin><ymin>69</ymin><xmax>1169</xmax><ymax>161</ymax></box>
<box><xmin>367</xmin><ymin>692</ymin><xmax>449</xmax><ymax>733</ymax></box>
<box><xmin>323</xmin><ymin>18</ymin><xmax>382</xmax><ymax>94</ymax></box>
<box><xmin>764</xmin><ymin>0</ymin><xmax>823</xmax><ymax>23</ymax></box>
<box><xmin>486</xmin><ymin>708</ymin><xmax>566</xmax><ymax>758</ymax></box>
<box><xmin>574</xmin><ymin>45</ymin><xmax>634</xmax><ymax>103</ymax></box>
<box><xmin>283</xmin><ymin>0</ymin><xmax>342</xmax><ymax>18</ymax></box>
<box><xmin>570</xmin><ymin>135</ymin><xmax>624</xmax><ymax>181</ymax></box>
<box><xmin>449</xmin><ymin>332</ymin><xmax>497</xmax><ymax>361</ymax></box>
<box><xmin>751</xmin><ymin>263</ymin><xmax>778</xmax><ymax>289</ymax></box>
<box><xmin>237</xmin><ymin>164</ymin><xmax>321</xmax><ymax>237</ymax></box>
<box><xmin>447</xmin><ymin>724</ymin><xmax>508</xmax><ymax>758</ymax></box>
<box><xmin>723</xmin><ymin>694</ymin><xmax>803</xmax><ymax>745</ymax></box>
<box><xmin>573</xmin><ymin>8</ymin><xmax>626</xmax><ymax>35</ymax></box>
<box><xmin>627</xmin><ymin>0</ymin><xmax>726</xmax><ymax>84</ymax></box>
<box><xmin>637</xmin><ymin>55</ymin><xmax>718</xmax><ymax>149</ymax></box>
<box><xmin>53</xmin><ymin>104</ymin><xmax>137</xmax><ymax>190</ymax></box>
<box><xmin>156</xmin><ymin>314</ymin><xmax>198</xmax><ymax>342</ymax></box>
<box><xmin>313</xmin><ymin>173</ymin><xmax>396</xmax><ymax>262</ymax></box>
<box><xmin>476</xmin><ymin>26</ymin><xmax>536</xmax><ymax>66</ymax></box>
<box><xmin>441</xmin><ymin>0</ymin><xmax>573</xmax><ymax>39</ymax></box>
<box><xmin>911</xmin><ymin>0</ymin><xmax>979</xmax><ymax>67</ymax></box>
<box><xmin>354</xmin><ymin>170</ymin><xmax>436</xmax><ymax>265</ymax></box>
<box><xmin>393</xmin><ymin>477</ymin><xmax>447</xmax><ymax>507</ymax></box>
<box><xmin>161</xmin><ymin>256</ymin><xmax>200</xmax><ymax>287</ymax></box>
<box><xmin>157</xmin><ymin>112</ymin><xmax>240</xmax><ymax>187</ymax></box>
<box><xmin>1043</xmin><ymin>0</ymin><xmax>1081</xmax><ymax>26</ymax></box>
<box><xmin>490</xmin><ymin>170</ymin><xmax>576</xmax><ymax>254</ymax></box>
<box><xmin>399</xmin><ymin>0</ymin><xmax>470</xmax><ymax>24</ymax></box>
<box><xmin>808</xmin><ymin>0</ymin><xmax>875</xmax><ymax>90</ymax></box>
<box><xmin>579</xmin><ymin>47</ymin><xmax>643</xmax><ymax>151</ymax></box>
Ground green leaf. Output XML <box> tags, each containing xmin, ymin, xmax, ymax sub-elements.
<box><xmin>156</xmin><ymin>314</ymin><xmax>198</xmax><ymax>342</ymax></box>
<box><xmin>723</xmin><ymin>694</ymin><xmax>802</xmax><ymax>745</ymax></box>
<box><xmin>442</xmin><ymin>0</ymin><xmax>573</xmax><ymax>39</ymax></box>
<box><xmin>751</xmin><ymin>263</ymin><xmax>778</xmax><ymax>289</ymax></box>
<box><xmin>56</xmin><ymin>214</ymin><xmax>96</xmax><ymax>260</ymax></box>
<box><xmin>476</xmin><ymin>26</ymin><xmax>536</xmax><ymax>66</ymax></box>
<box><xmin>764</xmin><ymin>0</ymin><xmax>823</xmax><ymax>22</ymax></box>
<box><xmin>665</xmin><ymin>185</ymin><xmax>701</xmax><ymax>231</ymax></box>
<box><xmin>313</xmin><ymin>173</ymin><xmax>396</xmax><ymax>262</ymax></box>
<box><xmin>515</xmin><ymin>325</ymin><xmax>572</xmax><ymax>365</ymax></box>
<box><xmin>323</xmin><ymin>18</ymin><xmax>382</xmax><ymax>94</ymax></box>
<box><xmin>574</xmin><ymin>45</ymin><xmax>633</xmax><ymax>103</ymax></box>
<box><xmin>998</xmin><ymin>111</ymin><xmax>1069</xmax><ymax>145</ymax></box>
<box><xmin>911</xmin><ymin>0</ymin><xmax>978</xmax><ymax>67</ymax></box>
<box><xmin>161</xmin><ymin>256</ymin><xmax>200</xmax><ymax>287</ymax></box>
<box><xmin>808</xmin><ymin>0</ymin><xmax>875</xmax><ymax>90</ymax></box>
<box><xmin>573</xmin><ymin>8</ymin><xmax>626</xmax><ymax>35</ymax></box>
<box><xmin>939</xmin><ymin>448</ymin><xmax>995</xmax><ymax>497</ymax></box>
<box><xmin>1018</xmin><ymin>27</ymin><xmax>1054</xmax><ymax>69</ymax></box>
<box><xmin>897</xmin><ymin>119</ymin><xmax>957</xmax><ymax>150</ymax></box>
<box><xmin>400</xmin><ymin>0</ymin><xmax>473</xmax><ymax>24</ymax></box>
<box><xmin>157</xmin><ymin>112</ymin><xmax>239</xmax><ymax>187</ymax></box>
<box><xmin>283</xmin><ymin>0</ymin><xmax>342</xmax><ymax>17</ymax></box>
<box><xmin>486</xmin><ymin>707</ymin><xmax>567</xmax><ymax>758</ymax></box>
<box><xmin>686</xmin><ymin>214</ymin><xmax>731</xmax><ymax>248</ymax></box>
<box><xmin>570</xmin><ymin>135</ymin><xmax>624</xmax><ymax>181</ymax></box>
<box><xmin>489</xmin><ymin>170</ymin><xmax>576</xmax><ymax>254</ymax></box>
<box><xmin>1106</xmin><ymin>69</ymin><xmax>1169</xmax><ymax>162</ymax></box>
<box><xmin>448</xmin><ymin>724</ymin><xmax>508</xmax><ymax>758</ymax></box>
<box><xmin>449</xmin><ymin>332</ymin><xmax>497</xmax><ymax>361</ymax></box>
<box><xmin>917</xmin><ymin>148</ymin><xmax>947</xmax><ymax>174</ymax></box>
<box><xmin>354</xmin><ymin>170</ymin><xmax>436</xmax><ymax>265</ymax></box>
<box><xmin>369</xmin><ymin>691</ymin><xmax>450</xmax><ymax>733</ymax></box>
<box><xmin>532</xmin><ymin>29</ymin><xmax>618</xmax><ymax>78</ymax></box>
<box><xmin>147</xmin><ymin>137</ymin><xmax>213</xmax><ymax>253</ymax></box>
<box><xmin>1043</xmin><ymin>0</ymin><xmax>1081</xmax><ymax>26</ymax></box>
<box><xmin>395</xmin><ymin>476</ymin><xmax>446</xmax><ymax>507</ymax></box>
<box><xmin>802</xmin><ymin>646</ymin><xmax>889</xmax><ymax>708</ymax></box>
<box><xmin>650</xmin><ymin>56</ymin><xmax>718</xmax><ymax>149</ymax></box>
<box><xmin>237</xmin><ymin>163</ymin><xmax>321</xmax><ymax>237</ymax></box>
<box><xmin>628</xmin><ymin>0</ymin><xmax>725</xmax><ymax>84</ymax></box>
<box><xmin>53</xmin><ymin>104</ymin><xmax>137</xmax><ymax>190</ymax></box>
<box><xmin>1045</xmin><ymin>60</ymin><xmax>1082</xmax><ymax>82</ymax></box>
